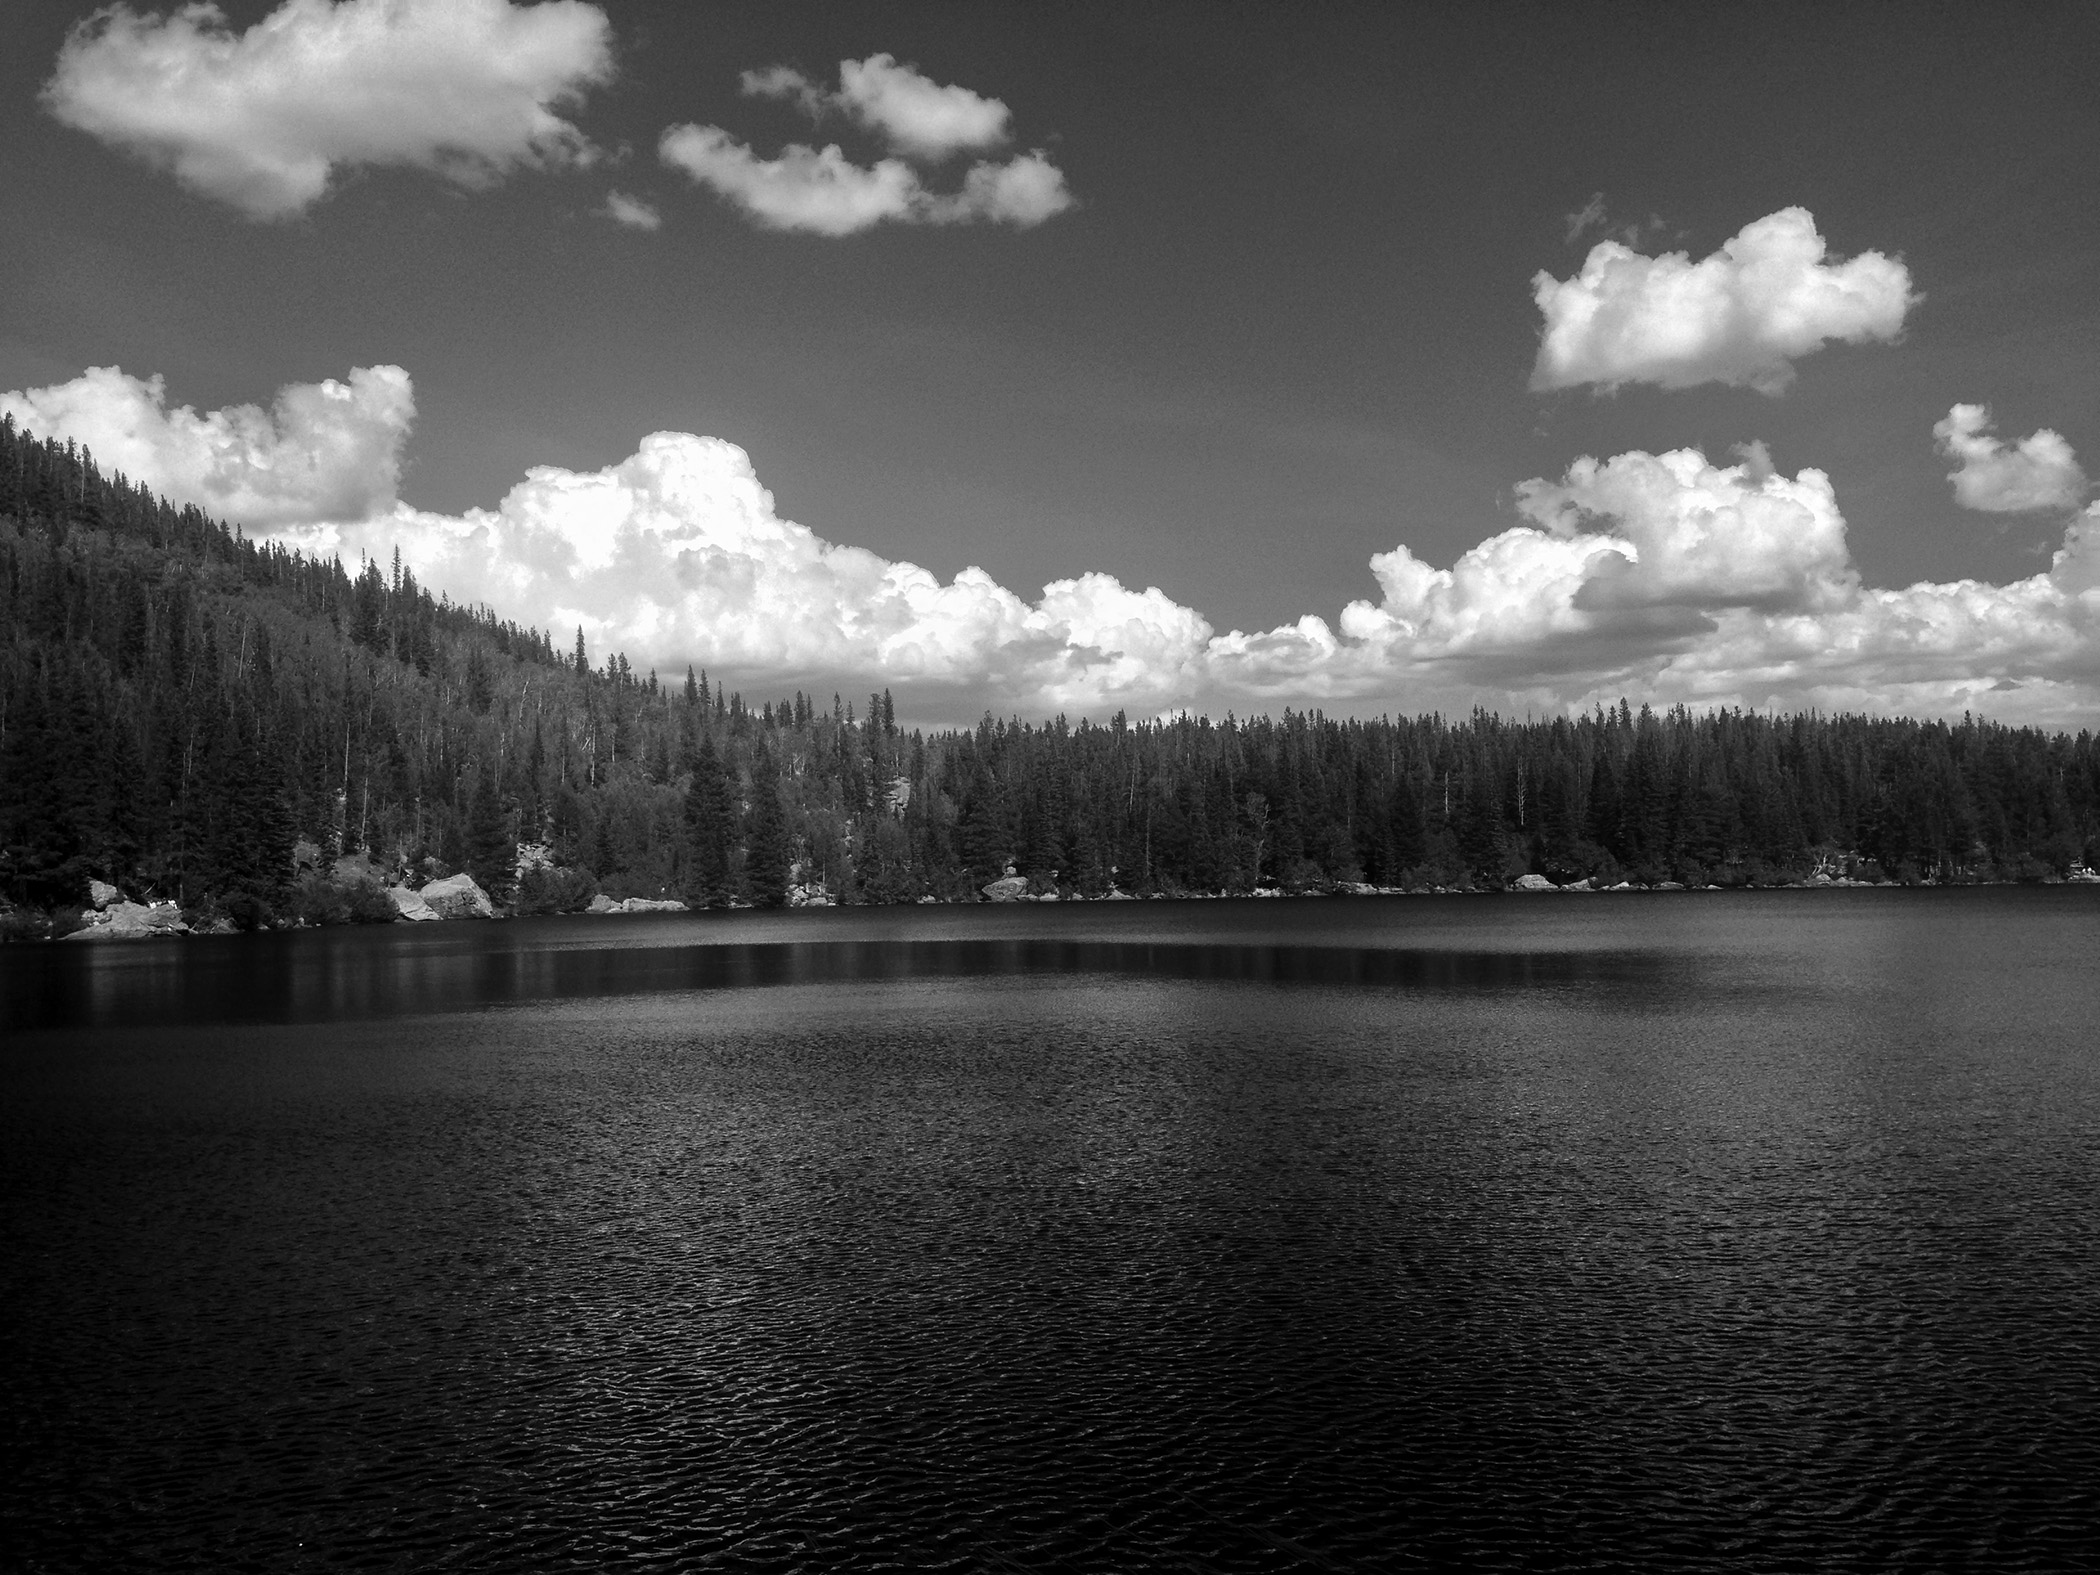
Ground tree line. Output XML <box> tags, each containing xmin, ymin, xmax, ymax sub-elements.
<box><xmin>4</xmin><ymin>411</ymin><xmax>2099</xmax><ymax>928</ymax></box>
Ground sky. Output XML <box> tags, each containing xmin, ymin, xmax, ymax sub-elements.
<box><xmin>3</xmin><ymin>0</ymin><xmax>2097</xmax><ymax>727</ymax></box>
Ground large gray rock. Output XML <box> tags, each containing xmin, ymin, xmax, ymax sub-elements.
<box><xmin>1513</xmin><ymin>873</ymin><xmax>1555</xmax><ymax>891</ymax></box>
<box><xmin>981</xmin><ymin>874</ymin><xmax>1030</xmax><ymax>902</ymax></box>
<box><xmin>387</xmin><ymin>885</ymin><xmax>441</xmax><ymax>922</ymax></box>
<box><xmin>88</xmin><ymin>879</ymin><xmax>122</xmax><ymax>909</ymax></box>
<box><xmin>417</xmin><ymin>873</ymin><xmax>496</xmax><ymax>919</ymax></box>
<box><xmin>66</xmin><ymin>900</ymin><xmax>188</xmax><ymax>940</ymax></box>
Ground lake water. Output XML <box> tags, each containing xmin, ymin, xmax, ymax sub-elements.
<box><xmin>4</xmin><ymin>890</ymin><xmax>2097</xmax><ymax>1571</ymax></box>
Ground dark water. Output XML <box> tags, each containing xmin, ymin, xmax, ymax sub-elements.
<box><xmin>4</xmin><ymin>891</ymin><xmax>2097</xmax><ymax>1571</ymax></box>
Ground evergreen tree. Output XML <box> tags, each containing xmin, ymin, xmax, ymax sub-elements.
<box><xmin>464</xmin><ymin>761</ymin><xmax>514</xmax><ymax>902</ymax></box>
<box><xmin>743</xmin><ymin>744</ymin><xmax>790</xmax><ymax>907</ymax></box>
<box><xmin>683</xmin><ymin>732</ymin><xmax>735</xmax><ymax>905</ymax></box>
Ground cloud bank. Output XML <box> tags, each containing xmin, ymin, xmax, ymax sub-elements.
<box><xmin>11</xmin><ymin>366</ymin><xmax>2098</xmax><ymax>728</ymax></box>
<box><xmin>663</xmin><ymin>54</ymin><xmax>1069</xmax><ymax>235</ymax></box>
<box><xmin>1531</xmin><ymin>207</ymin><xmax>1916</xmax><ymax>394</ymax></box>
<box><xmin>2</xmin><ymin>363</ymin><xmax>414</xmax><ymax>527</ymax></box>
<box><xmin>43</xmin><ymin>0</ymin><xmax>614</xmax><ymax>219</ymax></box>
<box><xmin>1934</xmin><ymin>404</ymin><xmax>2088</xmax><ymax>513</ymax></box>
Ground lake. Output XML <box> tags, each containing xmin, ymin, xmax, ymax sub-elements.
<box><xmin>4</xmin><ymin>889</ymin><xmax>2096</xmax><ymax>1570</ymax></box>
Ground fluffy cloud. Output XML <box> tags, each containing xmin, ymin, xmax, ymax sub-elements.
<box><xmin>1933</xmin><ymin>404</ymin><xmax>2089</xmax><ymax>513</ymax></box>
<box><xmin>602</xmin><ymin>190</ymin><xmax>661</xmax><ymax>230</ymax></box>
<box><xmin>745</xmin><ymin>54</ymin><xmax>1009</xmax><ymax>160</ymax></box>
<box><xmin>43</xmin><ymin>0</ymin><xmax>613</xmax><ymax>219</ymax></box>
<box><xmin>306</xmin><ymin>433</ymin><xmax>1213</xmax><ymax>717</ymax></box>
<box><xmin>1</xmin><ymin>363</ymin><xmax>413</xmax><ymax>527</ymax></box>
<box><xmin>665</xmin><ymin>53</ymin><xmax>1068</xmax><ymax>235</ymax></box>
<box><xmin>1531</xmin><ymin>207</ymin><xmax>1916</xmax><ymax>394</ymax></box>
<box><xmin>659</xmin><ymin>126</ymin><xmax>1070</xmax><ymax>235</ymax></box>
<box><xmin>657</xmin><ymin>127</ymin><xmax>922</xmax><ymax>237</ymax></box>
<box><xmin>832</xmin><ymin>54</ymin><xmax>1009</xmax><ymax>158</ymax></box>
<box><xmin>335</xmin><ymin>437</ymin><xmax>2100</xmax><ymax>728</ymax></box>
<box><xmin>10</xmin><ymin>364</ymin><xmax>2099</xmax><ymax>727</ymax></box>
<box><xmin>942</xmin><ymin>153</ymin><xmax>1072</xmax><ymax>227</ymax></box>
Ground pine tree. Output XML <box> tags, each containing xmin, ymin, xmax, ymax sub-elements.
<box><xmin>743</xmin><ymin>744</ymin><xmax>790</xmax><ymax>907</ymax></box>
<box><xmin>464</xmin><ymin>761</ymin><xmax>514</xmax><ymax>902</ymax></box>
<box><xmin>683</xmin><ymin>732</ymin><xmax>735</xmax><ymax>905</ymax></box>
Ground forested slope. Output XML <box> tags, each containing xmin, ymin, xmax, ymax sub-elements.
<box><xmin>5</xmin><ymin>412</ymin><xmax>2099</xmax><ymax>929</ymax></box>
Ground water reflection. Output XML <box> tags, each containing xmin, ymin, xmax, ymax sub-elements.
<box><xmin>5</xmin><ymin>924</ymin><xmax>1664</xmax><ymax>1033</ymax></box>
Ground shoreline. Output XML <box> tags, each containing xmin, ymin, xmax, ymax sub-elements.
<box><xmin>12</xmin><ymin>867</ymin><xmax>2100</xmax><ymax>944</ymax></box>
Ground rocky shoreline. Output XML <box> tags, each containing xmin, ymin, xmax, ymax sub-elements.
<box><xmin>13</xmin><ymin>862</ymin><xmax>2096</xmax><ymax>943</ymax></box>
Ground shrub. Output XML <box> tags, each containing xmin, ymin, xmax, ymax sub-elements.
<box><xmin>2</xmin><ymin>906</ymin><xmax>51</xmax><ymax>942</ymax></box>
<box><xmin>287</xmin><ymin>874</ymin><xmax>400</xmax><ymax>926</ymax></box>
<box><xmin>515</xmin><ymin>864</ymin><xmax>597</xmax><ymax>915</ymax></box>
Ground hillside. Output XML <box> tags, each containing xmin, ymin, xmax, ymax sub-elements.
<box><xmin>4</xmin><ymin>411</ymin><xmax>2099</xmax><ymax>933</ymax></box>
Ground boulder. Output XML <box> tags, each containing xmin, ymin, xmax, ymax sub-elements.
<box><xmin>981</xmin><ymin>874</ymin><xmax>1030</xmax><ymax>902</ymax></box>
<box><xmin>387</xmin><ymin>885</ymin><xmax>441</xmax><ymax>922</ymax></box>
<box><xmin>1513</xmin><ymin>873</ymin><xmax>1555</xmax><ymax>892</ymax></box>
<box><xmin>66</xmin><ymin>900</ymin><xmax>188</xmax><ymax>940</ymax></box>
<box><xmin>617</xmin><ymin>897</ymin><xmax>689</xmax><ymax>913</ymax></box>
<box><xmin>417</xmin><ymin>873</ymin><xmax>495</xmax><ymax>919</ymax></box>
<box><xmin>88</xmin><ymin>878</ymin><xmax>122</xmax><ymax>909</ymax></box>
<box><xmin>586</xmin><ymin>893</ymin><xmax>619</xmax><ymax>914</ymax></box>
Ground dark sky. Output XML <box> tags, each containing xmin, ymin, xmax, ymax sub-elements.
<box><xmin>4</xmin><ymin>0</ymin><xmax>2097</xmax><ymax>721</ymax></box>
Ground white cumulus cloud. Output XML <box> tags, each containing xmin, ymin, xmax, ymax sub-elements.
<box><xmin>833</xmin><ymin>53</ymin><xmax>1009</xmax><ymax>159</ymax></box>
<box><xmin>742</xmin><ymin>53</ymin><xmax>1010</xmax><ymax>160</ymax></box>
<box><xmin>1933</xmin><ymin>403</ymin><xmax>2089</xmax><ymax>513</ymax></box>
<box><xmin>1</xmin><ymin>363</ymin><xmax>414</xmax><ymax>528</ymax></box>
<box><xmin>659</xmin><ymin>126</ymin><xmax>1070</xmax><ymax>235</ymax></box>
<box><xmin>43</xmin><ymin>0</ymin><xmax>614</xmax><ymax>219</ymax></box>
<box><xmin>345</xmin><ymin>438</ymin><xmax>2100</xmax><ymax>728</ymax></box>
<box><xmin>602</xmin><ymin>189</ymin><xmax>661</xmax><ymax>230</ymax></box>
<box><xmin>312</xmin><ymin>432</ymin><xmax>1214</xmax><ymax>718</ymax></box>
<box><xmin>937</xmin><ymin>152</ymin><xmax>1073</xmax><ymax>227</ymax></box>
<box><xmin>11</xmin><ymin>363</ymin><xmax>2099</xmax><ymax>727</ymax></box>
<box><xmin>657</xmin><ymin>126</ymin><xmax>923</xmax><ymax>237</ymax></box>
<box><xmin>666</xmin><ymin>53</ymin><xmax>1067</xmax><ymax>235</ymax></box>
<box><xmin>1530</xmin><ymin>207</ymin><xmax>1917</xmax><ymax>394</ymax></box>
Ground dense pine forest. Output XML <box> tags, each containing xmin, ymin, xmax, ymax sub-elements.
<box><xmin>4</xmin><ymin>411</ymin><xmax>2099</xmax><ymax>933</ymax></box>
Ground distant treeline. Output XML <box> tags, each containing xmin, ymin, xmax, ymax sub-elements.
<box><xmin>4</xmin><ymin>413</ymin><xmax>2099</xmax><ymax>925</ymax></box>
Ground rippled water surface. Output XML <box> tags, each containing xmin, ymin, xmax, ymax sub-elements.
<box><xmin>5</xmin><ymin>890</ymin><xmax>2098</xmax><ymax>1571</ymax></box>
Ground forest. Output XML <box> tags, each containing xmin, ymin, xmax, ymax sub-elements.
<box><xmin>5</xmin><ymin>411</ymin><xmax>2100</xmax><ymax>933</ymax></box>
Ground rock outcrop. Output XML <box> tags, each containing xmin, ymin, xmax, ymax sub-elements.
<box><xmin>981</xmin><ymin>874</ymin><xmax>1030</xmax><ymax>902</ymax></box>
<box><xmin>387</xmin><ymin>885</ymin><xmax>441</xmax><ymax>922</ymax></box>
<box><xmin>88</xmin><ymin>879</ymin><xmax>122</xmax><ymax>909</ymax></box>
<box><xmin>1513</xmin><ymin>873</ymin><xmax>1555</xmax><ymax>891</ymax></box>
<box><xmin>416</xmin><ymin>873</ymin><xmax>496</xmax><ymax>919</ymax></box>
<box><xmin>586</xmin><ymin>894</ymin><xmax>689</xmax><ymax>913</ymax></box>
<box><xmin>66</xmin><ymin>900</ymin><xmax>188</xmax><ymax>940</ymax></box>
